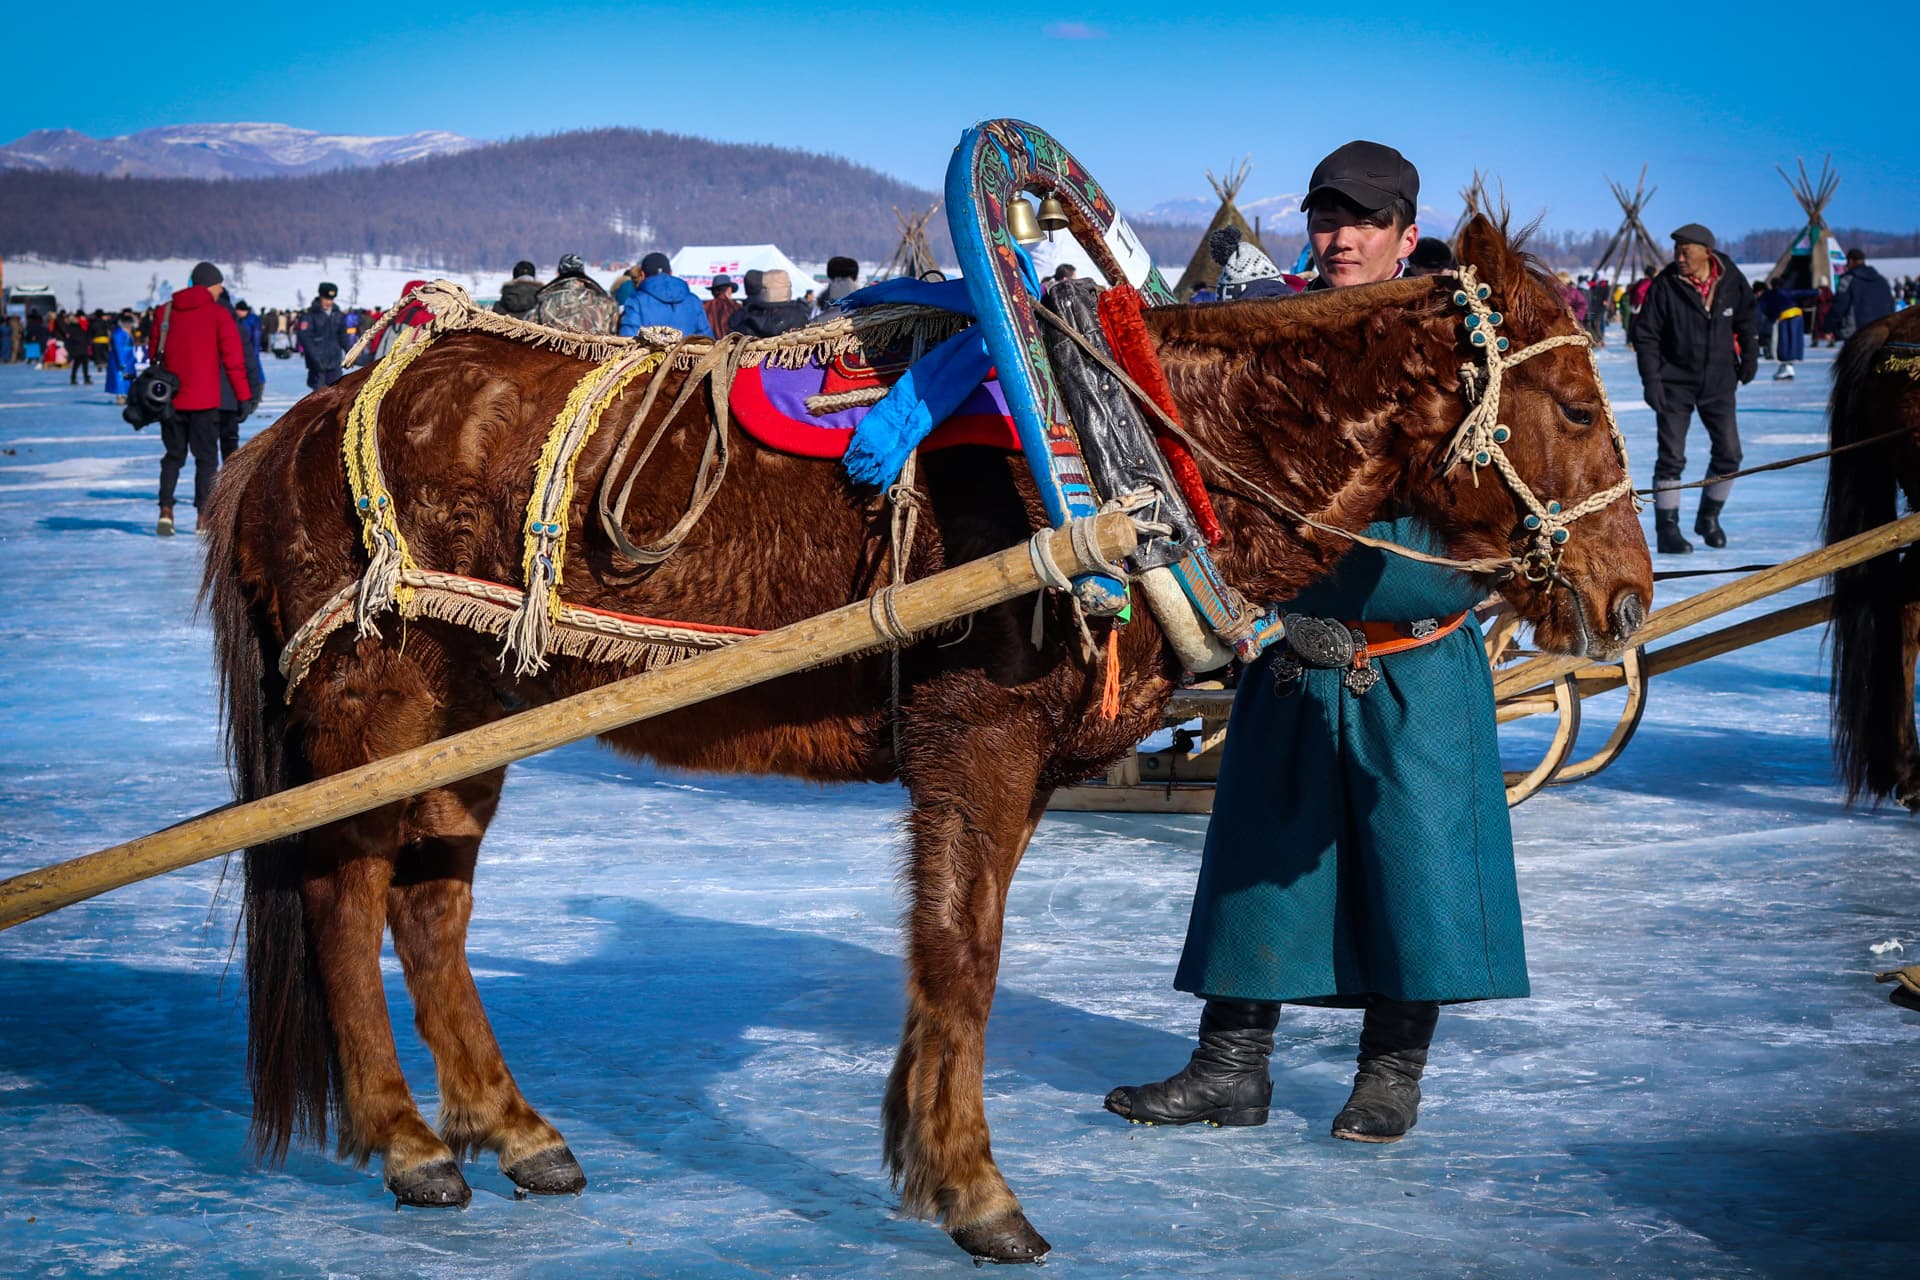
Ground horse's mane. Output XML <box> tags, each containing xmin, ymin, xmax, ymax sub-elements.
<box><xmin>1144</xmin><ymin>276</ymin><xmax>1444</xmax><ymax>350</ymax></box>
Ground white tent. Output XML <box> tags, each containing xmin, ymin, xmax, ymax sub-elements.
<box><xmin>669</xmin><ymin>244</ymin><xmax>820</xmax><ymax>293</ymax></box>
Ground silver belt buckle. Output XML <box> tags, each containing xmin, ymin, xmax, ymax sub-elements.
<box><xmin>1281</xmin><ymin>614</ymin><xmax>1355</xmax><ymax>669</ymax></box>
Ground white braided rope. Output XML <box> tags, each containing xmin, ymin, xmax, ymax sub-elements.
<box><xmin>1443</xmin><ymin>266</ymin><xmax>1639</xmax><ymax>576</ymax></box>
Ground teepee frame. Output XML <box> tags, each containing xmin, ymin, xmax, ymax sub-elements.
<box><xmin>1768</xmin><ymin>156</ymin><xmax>1842</xmax><ymax>290</ymax></box>
<box><xmin>1174</xmin><ymin>159</ymin><xmax>1263</xmax><ymax>300</ymax></box>
<box><xmin>1592</xmin><ymin>165</ymin><xmax>1666</xmax><ymax>287</ymax></box>
<box><xmin>880</xmin><ymin>202</ymin><xmax>942</xmax><ymax>281</ymax></box>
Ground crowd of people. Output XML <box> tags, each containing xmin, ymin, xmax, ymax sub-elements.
<box><xmin>2</xmin><ymin>229</ymin><xmax>1911</xmax><ymax>556</ymax></box>
<box><xmin>482</xmin><ymin>251</ymin><xmax>860</xmax><ymax>341</ymax></box>
<box><xmin>0</xmin><ymin>251</ymin><xmax>869</xmax><ymax>539</ymax></box>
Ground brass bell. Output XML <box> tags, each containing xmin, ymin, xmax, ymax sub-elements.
<box><xmin>1036</xmin><ymin>194</ymin><xmax>1070</xmax><ymax>233</ymax></box>
<box><xmin>1006</xmin><ymin>197</ymin><xmax>1044</xmax><ymax>246</ymax></box>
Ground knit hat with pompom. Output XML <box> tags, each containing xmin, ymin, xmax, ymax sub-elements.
<box><xmin>1208</xmin><ymin>226</ymin><xmax>1282</xmax><ymax>299</ymax></box>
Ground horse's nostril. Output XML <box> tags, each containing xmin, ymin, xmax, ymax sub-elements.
<box><xmin>1611</xmin><ymin>591</ymin><xmax>1647</xmax><ymax>638</ymax></box>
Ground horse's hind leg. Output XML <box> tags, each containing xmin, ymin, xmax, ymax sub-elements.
<box><xmin>1890</xmin><ymin>545</ymin><xmax>1920</xmax><ymax>811</ymax></box>
<box><xmin>300</xmin><ymin>803</ymin><xmax>471</xmax><ymax>1205</ymax></box>
<box><xmin>296</xmin><ymin>645</ymin><xmax>473</xmax><ymax>1206</ymax></box>
<box><xmin>387</xmin><ymin>773</ymin><xmax>586</xmax><ymax>1196</ymax></box>
<box><xmin>886</xmin><ymin>737</ymin><xmax>1053</xmax><ymax>1264</ymax></box>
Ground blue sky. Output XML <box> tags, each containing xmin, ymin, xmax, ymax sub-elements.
<box><xmin>7</xmin><ymin>1</ymin><xmax>1916</xmax><ymax>236</ymax></box>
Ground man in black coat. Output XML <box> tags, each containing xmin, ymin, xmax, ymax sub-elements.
<box><xmin>1634</xmin><ymin>223</ymin><xmax>1758</xmax><ymax>553</ymax></box>
<box><xmin>297</xmin><ymin>281</ymin><xmax>350</xmax><ymax>390</ymax></box>
<box><xmin>1824</xmin><ymin>248</ymin><xmax>1896</xmax><ymax>344</ymax></box>
<box><xmin>64</xmin><ymin>311</ymin><xmax>93</xmax><ymax>384</ymax></box>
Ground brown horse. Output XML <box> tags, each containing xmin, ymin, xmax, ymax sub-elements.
<box><xmin>201</xmin><ymin>216</ymin><xmax>1650</xmax><ymax>1264</ymax></box>
<box><xmin>1825</xmin><ymin>305</ymin><xmax>1920</xmax><ymax>810</ymax></box>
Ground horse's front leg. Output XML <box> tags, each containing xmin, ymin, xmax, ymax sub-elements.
<box><xmin>887</xmin><ymin>739</ymin><xmax>1052</xmax><ymax>1264</ymax></box>
<box><xmin>387</xmin><ymin>775</ymin><xmax>586</xmax><ymax>1197</ymax></box>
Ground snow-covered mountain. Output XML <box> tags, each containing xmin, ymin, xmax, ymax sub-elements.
<box><xmin>0</xmin><ymin>123</ymin><xmax>479</xmax><ymax>179</ymax></box>
<box><xmin>1137</xmin><ymin>190</ymin><xmax>1311</xmax><ymax>238</ymax></box>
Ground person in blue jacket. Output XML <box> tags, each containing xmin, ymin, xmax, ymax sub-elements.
<box><xmin>232</xmin><ymin>301</ymin><xmax>265</xmax><ymax>386</ymax></box>
<box><xmin>618</xmin><ymin>252</ymin><xmax>714</xmax><ymax>338</ymax></box>
<box><xmin>106</xmin><ymin>310</ymin><xmax>140</xmax><ymax>401</ymax></box>
<box><xmin>222</xmin><ymin>297</ymin><xmax>266</xmax><ymax>458</ymax></box>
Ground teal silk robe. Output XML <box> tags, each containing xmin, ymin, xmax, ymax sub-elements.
<box><xmin>1173</xmin><ymin>517</ymin><xmax>1529</xmax><ymax>1008</ymax></box>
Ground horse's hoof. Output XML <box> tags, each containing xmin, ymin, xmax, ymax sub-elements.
<box><xmin>388</xmin><ymin>1158</ymin><xmax>471</xmax><ymax>1209</ymax></box>
<box><xmin>951</xmin><ymin>1211</ymin><xmax>1051</xmax><ymax>1265</ymax></box>
<box><xmin>504</xmin><ymin>1144</ymin><xmax>587</xmax><ymax>1197</ymax></box>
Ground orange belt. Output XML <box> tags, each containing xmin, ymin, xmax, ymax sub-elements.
<box><xmin>1346</xmin><ymin>609</ymin><xmax>1469</xmax><ymax>658</ymax></box>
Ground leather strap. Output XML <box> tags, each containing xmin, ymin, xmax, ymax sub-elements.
<box><xmin>1348</xmin><ymin>610</ymin><xmax>1468</xmax><ymax>658</ymax></box>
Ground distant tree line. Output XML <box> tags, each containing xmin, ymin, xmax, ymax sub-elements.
<box><xmin>5</xmin><ymin>125</ymin><xmax>1908</xmax><ymax>278</ymax></box>
<box><xmin>0</xmin><ymin>129</ymin><xmax>970</xmax><ymax>269</ymax></box>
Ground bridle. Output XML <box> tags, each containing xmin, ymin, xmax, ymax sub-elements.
<box><xmin>1441</xmin><ymin>265</ymin><xmax>1640</xmax><ymax>583</ymax></box>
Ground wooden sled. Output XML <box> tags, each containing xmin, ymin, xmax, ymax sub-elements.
<box><xmin>1053</xmin><ymin>510</ymin><xmax>1920</xmax><ymax>813</ymax></box>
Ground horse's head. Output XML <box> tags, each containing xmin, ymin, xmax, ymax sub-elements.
<box><xmin>1407</xmin><ymin>215</ymin><xmax>1653</xmax><ymax>658</ymax></box>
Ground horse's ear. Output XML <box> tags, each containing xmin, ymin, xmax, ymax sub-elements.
<box><xmin>1454</xmin><ymin>213</ymin><xmax>1521</xmax><ymax>292</ymax></box>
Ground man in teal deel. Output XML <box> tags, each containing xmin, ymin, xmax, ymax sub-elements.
<box><xmin>1106</xmin><ymin>141</ymin><xmax>1527</xmax><ymax>1143</ymax></box>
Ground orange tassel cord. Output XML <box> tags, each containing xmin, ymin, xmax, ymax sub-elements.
<box><xmin>1100</xmin><ymin>625</ymin><xmax>1123</xmax><ymax>720</ymax></box>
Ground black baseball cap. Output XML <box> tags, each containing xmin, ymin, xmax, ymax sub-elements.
<box><xmin>1302</xmin><ymin>140</ymin><xmax>1419</xmax><ymax>215</ymax></box>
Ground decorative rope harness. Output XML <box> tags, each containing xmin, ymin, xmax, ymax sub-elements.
<box><xmin>1443</xmin><ymin>265</ymin><xmax>1639</xmax><ymax>583</ymax></box>
<box><xmin>1041</xmin><ymin>267</ymin><xmax>1640</xmax><ymax>590</ymax></box>
<box><xmin>1881</xmin><ymin>340</ymin><xmax>1920</xmax><ymax>378</ymax></box>
<box><xmin>279</xmin><ymin>568</ymin><xmax>765</xmax><ymax>691</ymax></box>
<box><xmin>287</xmin><ymin>270</ymin><xmax>1640</xmax><ymax>695</ymax></box>
<box><xmin>284</xmin><ymin>281</ymin><xmax>970</xmax><ymax>693</ymax></box>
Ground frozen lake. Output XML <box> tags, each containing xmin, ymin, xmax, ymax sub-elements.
<box><xmin>0</xmin><ymin>330</ymin><xmax>1915</xmax><ymax>1278</ymax></box>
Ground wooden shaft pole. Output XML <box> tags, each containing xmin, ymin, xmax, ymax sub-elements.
<box><xmin>0</xmin><ymin>514</ymin><xmax>1142</xmax><ymax>934</ymax></box>
<box><xmin>1493</xmin><ymin>511</ymin><xmax>1920</xmax><ymax>701</ymax></box>
<box><xmin>1563</xmin><ymin>596</ymin><xmax>1833</xmax><ymax>701</ymax></box>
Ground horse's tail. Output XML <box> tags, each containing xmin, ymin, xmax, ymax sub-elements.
<box><xmin>1823</xmin><ymin>322</ymin><xmax>1903</xmax><ymax>804</ymax></box>
<box><xmin>197</xmin><ymin>434</ymin><xmax>334</xmax><ymax>1161</ymax></box>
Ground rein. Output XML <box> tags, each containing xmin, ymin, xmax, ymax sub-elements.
<box><xmin>1629</xmin><ymin>422</ymin><xmax>1918</xmax><ymax>497</ymax></box>
<box><xmin>1038</xmin><ymin>265</ymin><xmax>1639</xmax><ymax>587</ymax></box>
<box><xmin>1032</xmin><ymin>306</ymin><xmax>1515</xmax><ymax>576</ymax></box>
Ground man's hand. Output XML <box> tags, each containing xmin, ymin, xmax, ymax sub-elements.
<box><xmin>1643</xmin><ymin>383</ymin><xmax>1665</xmax><ymax>412</ymax></box>
<box><xmin>1739</xmin><ymin>361</ymin><xmax>1758</xmax><ymax>386</ymax></box>
<box><xmin>238</xmin><ymin>396</ymin><xmax>259</xmax><ymax>423</ymax></box>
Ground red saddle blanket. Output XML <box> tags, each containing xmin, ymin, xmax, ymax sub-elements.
<box><xmin>729</xmin><ymin>346</ymin><xmax>1018</xmax><ymax>459</ymax></box>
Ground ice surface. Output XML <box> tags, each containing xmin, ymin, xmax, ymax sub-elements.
<box><xmin>0</xmin><ymin>338</ymin><xmax>1916</xmax><ymax>1279</ymax></box>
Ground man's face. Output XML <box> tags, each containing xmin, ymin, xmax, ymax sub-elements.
<box><xmin>320</xmin><ymin>297</ymin><xmax>334</xmax><ymax>310</ymax></box>
<box><xmin>1673</xmin><ymin>241</ymin><xmax>1713</xmax><ymax>277</ymax></box>
<box><xmin>1308</xmin><ymin>202</ymin><xmax>1418</xmax><ymax>288</ymax></box>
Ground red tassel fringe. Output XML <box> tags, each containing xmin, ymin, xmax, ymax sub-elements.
<box><xmin>1095</xmin><ymin>284</ymin><xmax>1224</xmax><ymax>546</ymax></box>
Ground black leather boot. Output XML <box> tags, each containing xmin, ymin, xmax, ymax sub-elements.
<box><xmin>1694</xmin><ymin>497</ymin><xmax>1727</xmax><ymax>548</ymax></box>
<box><xmin>1104</xmin><ymin>1000</ymin><xmax>1280</xmax><ymax>1127</ymax></box>
<box><xmin>1331</xmin><ymin>998</ymin><xmax>1439</xmax><ymax>1143</ymax></box>
<box><xmin>1654</xmin><ymin>509</ymin><xmax>1693</xmax><ymax>554</ymax></box>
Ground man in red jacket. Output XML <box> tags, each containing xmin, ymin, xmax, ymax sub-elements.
<box><xmin>149</xmin><ymin>262</ymin><xmax>252</xmax><ymax>536</ymax></box>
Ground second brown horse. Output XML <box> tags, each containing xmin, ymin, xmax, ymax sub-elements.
<box><xmin>200</xmin><ymin>216</ymin><xmax>1651</xmax><ymax>1263</ymax></box>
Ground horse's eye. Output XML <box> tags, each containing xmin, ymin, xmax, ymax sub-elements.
<box><xmin>1559</xmin><ymin>404</ymin><xmax>1595</xmax><ymax>427</ymax></box>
